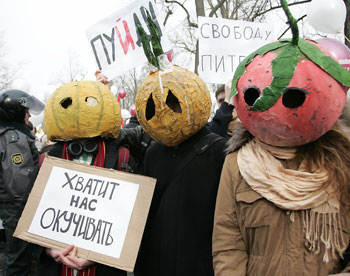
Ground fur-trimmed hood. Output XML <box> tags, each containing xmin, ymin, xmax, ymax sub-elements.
<box><xmin>225</xmin><ymin>122</ymin><xmax>253</xmax><ymax>154</ymax></box>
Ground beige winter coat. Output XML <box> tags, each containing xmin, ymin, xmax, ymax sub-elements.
<box><xmin>212</xmin><ymin>151</ymin><xmax>350</xmax><ymax>276</ymax></box>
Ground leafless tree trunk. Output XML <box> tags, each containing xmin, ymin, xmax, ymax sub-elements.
<box><xmin>194</xmin><ymin>0</ymin><xmax>205</xmax><ymax>74</ymax></box>
<box><xmin>345</xmin><ymin>0</ymin><xmax>350</xmax><ymax>48</ymax></box>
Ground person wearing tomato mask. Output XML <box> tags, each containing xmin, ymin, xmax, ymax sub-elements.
<box><xmin>212</xmin><ymin>1</ymin><xmax>350</xmax><ymax>275</ymax></box>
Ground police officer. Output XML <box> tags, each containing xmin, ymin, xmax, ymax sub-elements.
<box><xmin>0</xmin><ymin>89</ymin><xmax>44</xmax><ymax>276</ymax></box>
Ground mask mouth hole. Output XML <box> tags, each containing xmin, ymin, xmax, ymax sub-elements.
<box><xmin>244</xmin><ymin>87</ymin><xmax>260</xmax><ymax>106</ymax></box>
<box><xmin>282</xmin><ymin>88</ymin><xmax>306</xmax><ymax>109</ymax></box>
<box><xmin>60</xmin><ymin>97</ymin><xmax>72</xmax><ymax>109</ymax></box>
<box><xmin>146</xmin><ymin>93</ymin><xmax>155</xmax><ymax>121</ymax></box>
<box><xmin>166</xmin><ymin>90</ymin><xmax>182</xmax><ymax>113</ymax></box>
<box><xmin>85</xmin><ymin>96</ymin><xmax>98</xmax><ymax>107</ymax></box>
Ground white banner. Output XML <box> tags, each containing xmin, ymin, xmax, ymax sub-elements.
<box><xmin>86</xmin><ymin>0</ymin><xmax>172</xmax><ymax>80</ymax></box>
<box><xmin>29</xmin><ymin>166</ymin><xmax>139</xmax><ymax>259</ymax></box>
<box><xmin>198</xmin><ymin>16</ymin><xmax>276</xmax><ymax>84</ymax></box>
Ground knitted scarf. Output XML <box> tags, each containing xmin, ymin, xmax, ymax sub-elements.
<box><xmin>237</xmin><ymin>138</ymin><xmax>347</xmax><ymax>262</ymax></box>
<box><xmin>60</xmin><ymin>140</ymin><xmax>105</xmax><ymax>276</ymax></box>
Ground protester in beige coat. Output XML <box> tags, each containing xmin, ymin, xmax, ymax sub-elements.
<box><xmin>212</xmin><ymin>0</ymin><xmax>350</xmax><ymax>273</ymax></box>
<box><xmin>213</xmin><ymin>122</ymin><xmax>350</xmax><ymax>275</ymax></box>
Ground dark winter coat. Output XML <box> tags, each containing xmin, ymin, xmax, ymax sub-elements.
<box><xmin>0</xmin><ymin>121</ymin><xmax>39</xmax><ymax>208</ymax></box>
<box><xmin>121</xmin><ymin>102</ymin><xmax>233</xmax><ymax>172</ymax></box>
<box><xmin>134</xmin><ymin>126</ymin><xmax>227</xmax><ymax>276</ymax></box>
<box><xmin>207</xmin><ymin>102</ymin><xmax>234</xmax><ymax>138</ymax></box>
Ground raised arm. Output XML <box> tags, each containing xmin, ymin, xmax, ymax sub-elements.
<box><xmin>208</xmin><ymin>79</ymin><xmax>234</xmax><ymax>138</ymax></box>
<box><xmin>95</xmin><ymin>70</ymin><xmax>110</xmax><ymax>87</ymax></box>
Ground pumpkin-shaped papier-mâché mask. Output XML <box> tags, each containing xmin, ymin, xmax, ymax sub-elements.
<box><xmin>135</xmin><ymin>11</ymin><xmax>211</xmax><ymax>147</ymax></box>
<box><xmin>44</xmin><ymin>81</ymin><xmax>122</xmax><ymax>141</ymax></box>
<box><xmin>136</xmin><ymin>65</ymin><xmax>211</xmax><ymax>146</ymax></box>
<box><xmin>231</xmin><ymin>0</ymin><xmax>350</xmax><ymax>147</ymax></box>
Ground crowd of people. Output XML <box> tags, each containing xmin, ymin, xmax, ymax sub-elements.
<box><xmin>1</xmin><ymin>69</ymin><xmax>350</xmax><ymax>275</ymax></box>
<box><xmin>1</xmin><ymin>7</ymin><xmax>350</xmax><ymax>276</ymax></box>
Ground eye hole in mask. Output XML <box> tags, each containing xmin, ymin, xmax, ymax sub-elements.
<box><xmin>146</xmin><ymin>93</ymin><xmax>155</xmax><ymax>121</ymax></box>
<box><xmin>282</xmin><ymin>88</ymin><xmax>306</xmax><ymax>109</ymax></box>
<box><xmin>243</xmin><ymin>87</ymin><xmax>260</xmax><ymax>106</ymax></box>
<box><xmin>60</xmin><ymin>97</ymin><xmax>73</xmax><ymax>109</ymax></box>
<box><xmin>166</xmin><ymin>90</ymin><xmax>182</xmax><ymax>113</ymax></box>
<box><xmin>85</xmin><ymin>97</ymin><xmax>98</xmax><ymax>107</ymax></box>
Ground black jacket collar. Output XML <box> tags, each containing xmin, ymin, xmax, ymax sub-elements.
<box><xmin>0</xmin><ymin>121</ymin><xmax>35</xmax><ymax>139</ymax></box>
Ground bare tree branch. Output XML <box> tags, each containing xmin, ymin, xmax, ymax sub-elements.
<box><xmin>209</xmin><ymin>0</ymin><xmax>227</xmax><ymax>17</ymax></box>
<box><xmin>207</xmin><ymin>0</ymin><xmax>217</xmax><ymax>17</ymax></box>
<box><xmin>163</xmin><ymin>6</ymin><xmax>173</xmax><ymax>26</ymax></box>
<box><xmin>230</xmin><ymin>0</ymin><xmax>244</xmax><ymax>20</ymax></box>
<box><xmin>252</xmin><ymin>0</ymin><xmax>311</xmax><ymax>21</ymax></box>
<box><xmin>345</xmin><ymin>0</ymin><xmax>350</xmax><ymax>48</ymax></box>
<box><xmin>165</xmin><ymin>0</ymin><xmax>198</xmax><ymax>28</ymax></box>
<box><xmin>277</xmin><ymin>14</ymin><xmax>307</xmax><ymax>39</ymax></box>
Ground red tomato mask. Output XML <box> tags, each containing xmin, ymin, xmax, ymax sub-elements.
<box><xmin>232</xmin><ymin>40</ymin><xmax>349</xmax><ymax>147</ymax></box>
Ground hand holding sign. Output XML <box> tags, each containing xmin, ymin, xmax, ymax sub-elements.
<box><xmin>14</xmin><ymin>157</ymin><xmax>156</xmax><ymax>271</ymax></box>
<box><xmin>65</xmin><ymin>246</ymin><xmax>94</xmax><ymax>270</ymax></box>
<box><xmin>225</xmin><ymin>78</ymin><xmax>233</xmax><ymax>105</ymax></box>
<box><xmin>46</xmin><ymin>245</ymin><xmax>72</xmax><ymax>263</ymax></box>
<box><xmin>46</xmin><ymin>245</ymin><xmax>94</xmax><ymax>270</ymax></box>
<box><xmin>95</xmin><ymin>70</ymin><xmax>110</xmax><ymax>87</ymax></box>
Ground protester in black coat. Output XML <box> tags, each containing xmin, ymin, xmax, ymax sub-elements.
<box><xmin>129</xmin><ymin>16</ymin><xmax>228</xmax><ymax>269</ymax></box>
<box><xmin>134</xmin><ymin>126</ymin><xmax>226</xmax><ymax>276</ymax></box>
<box><xmin>96</xmin><ymin>60</ymin><xmax>230</xmax><ymax>276</ymax></box>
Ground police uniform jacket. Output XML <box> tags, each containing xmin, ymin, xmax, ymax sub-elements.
<box><xmin>0</xmin><ymin>121</ymin><xmax>39</xmax><ymax>209</ymax></box>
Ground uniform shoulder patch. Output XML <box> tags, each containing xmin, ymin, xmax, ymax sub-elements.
<box><xmin>12</xmin><ymin>153</ymin><xmax>23</xmax><ymax>165</ymax></box>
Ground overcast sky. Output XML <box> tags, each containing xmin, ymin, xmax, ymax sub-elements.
<box><xmin>0</xmin><ymin>0</ymin><xmax>134</xmax><ymax>100</ymax></box>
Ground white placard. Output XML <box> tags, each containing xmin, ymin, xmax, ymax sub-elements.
<box><xmin>28</xmin><ymin>166</ymin><xmax>139</xmax><ymax>259</ymax></box>
<box><xmin>198</xmin><ymin>16</ymin><xmax>276</xmax><ymax>84</ymax></box>
<box><xmin>86</xmin><ymin>0</ymin><xmax>172</xmax><ymax>80</ymax></box>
